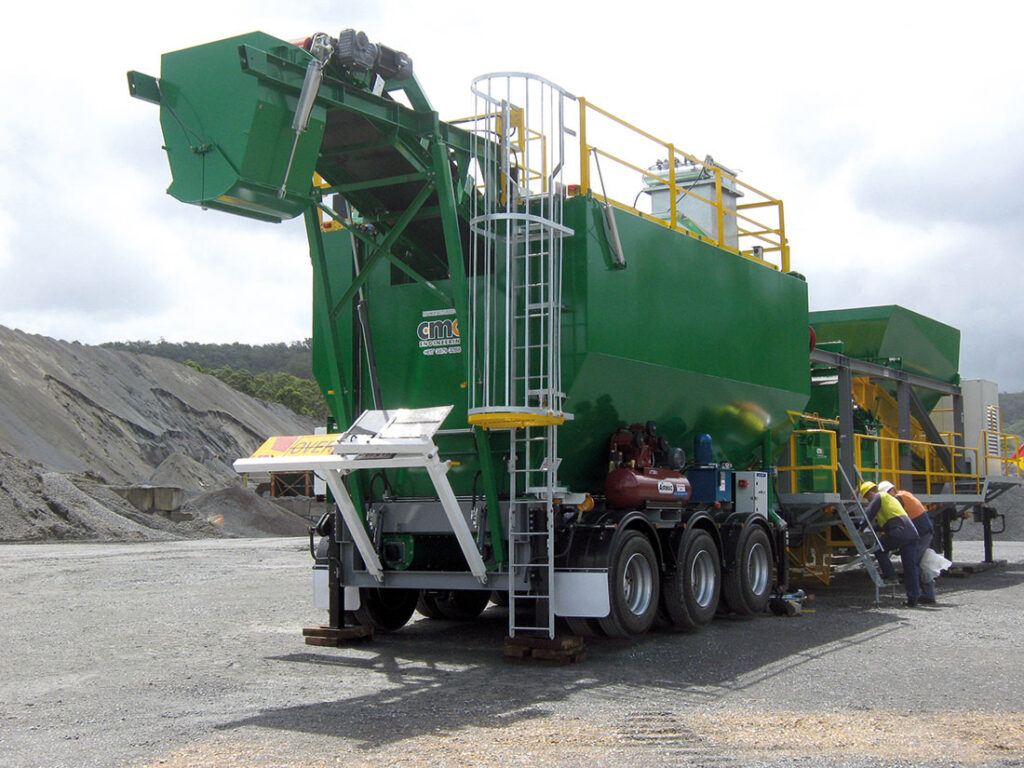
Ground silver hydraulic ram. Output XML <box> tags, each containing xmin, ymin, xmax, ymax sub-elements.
<box><xmin>277</xmin><ymin>32</ymin><xmax>333</xmax><ymax>199</ymax></box>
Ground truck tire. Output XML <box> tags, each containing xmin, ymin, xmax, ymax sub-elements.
<box><xmin>434</xmin><ymin>590</ymin><xmax>491</xmax><ymax>620</ymax></box>
<box><xmin>598</xmin><ymin>530</ymin><xmax>659</xmax><ymax>638</ymax></box>
<box><xmin>662</xmin><ymin>528</ymin><xmax>720</xmax><ymax>629</ymax></box>
<box><xmin>353</xmin><ymin>587</ymin><xmax>418</xmax><ymax>631</ymax></box>
<box><xmin>564</xmin><ymin>616</ymin><xmax>603</xmax><ymax>638</ymax></box>
<box><xmin>415</xmin><ymin>590</ymin><xmax>445</xmax><ymax>619</ymax></box>
<box><xmin>723</xmin><ymin>525</ymin><xmax>772</xmax><ymax>616</ymax></box>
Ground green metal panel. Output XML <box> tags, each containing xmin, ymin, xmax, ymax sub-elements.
<box><xmin>810</xmin><ymin>305</ymin><xmax>960</xmax><ymax>384</ymax></box>
<box><xmin>156</xmin><ymin>32</ymin><xmax>324</xmax><ymax>221</ymax></box>
<box><xmin>810</xmin><ymin>305</ymin><xmax>961</xmax><ymax>415</ymax></box>
<box><xmin>556</xmin><ymin>196</ymin><xmax>810</xmax><ymax>490</ymax></box>
<box><xmin>794</xmin><ymin>431</ymin><xmax>834</xmax><ymax>493</ymax></box>
<box><xmin>319</xmin><ymin>194</ymin><xmax>811</xmax><ymax>497</ymax></box>
<box><xmin>137</xmin><ymin>31</ymin><xmax>813</xmax><ymax>504</ymax></box>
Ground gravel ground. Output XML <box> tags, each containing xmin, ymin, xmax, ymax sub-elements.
<box><xmin>1</xmin><ymin>539</ymin><xmax>1023</xmax><ymax>768</ymax></box>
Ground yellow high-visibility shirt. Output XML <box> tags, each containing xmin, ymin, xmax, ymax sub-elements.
<box><xmin>872</xmin><ymin>492</ymin><xmax>910</xmax><ymax>527</ymax></box>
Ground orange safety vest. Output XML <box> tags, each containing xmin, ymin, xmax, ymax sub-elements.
<box><xmin>895</xmin><ymin>490</ymin><xmax>926</xmax><ymax>519</ymax></box>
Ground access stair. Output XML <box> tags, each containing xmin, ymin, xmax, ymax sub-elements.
<box><xmin>835</xmin><ymin>466</ymin><xmax>894</xmax><ymax>602</ymax></box>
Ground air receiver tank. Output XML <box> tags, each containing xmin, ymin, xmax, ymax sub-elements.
<box><xmin>604</xmin><ymin>423</ymin><xmax>692</xmax><ymax>509</ymax></box>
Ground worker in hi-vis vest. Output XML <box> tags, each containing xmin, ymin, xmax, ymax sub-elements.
<box><xmin>879</xmin><ymin>481</ymin><xmax>937</xmax><ymax>605</ymax></box>
<box><xmin>859</xmin><ymin>481</ymin><xmax>921</xmax><ymax>607</ymax></box>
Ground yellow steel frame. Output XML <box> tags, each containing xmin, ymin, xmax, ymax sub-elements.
<box><xmin>779</xmin><ymin>415</ymin><xmax>1022</xmax><ymax>580</ymax></box>
<box><xmin>315</xmin><ymin>174</ymin><xmax>345</xmax><ymax>232</ymax></box>
<box><xmin>788</xmin><ymin>531</ymin><xmax>833</xmax><ymax>585</ymax></box>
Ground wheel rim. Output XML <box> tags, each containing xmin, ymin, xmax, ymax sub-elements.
<box><xmin>623</xmin><ymin>551</ymin><xmax>654</xmax><ymax>615</ymax></box>
<box><xmin>747</xmin><ymin>541</ymin><xmax>769</xmax><ymax>596</ymax></box>
<box><xmin>690</xmin><ymin>548</ymin><xmax>716</xmax><ymax>608</ymax></box>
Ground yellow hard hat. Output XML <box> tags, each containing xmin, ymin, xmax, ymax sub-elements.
<box><xmin>859</xmin><ymin>481</ymin><xmax>878</xmax><ymax>498</ymax></box>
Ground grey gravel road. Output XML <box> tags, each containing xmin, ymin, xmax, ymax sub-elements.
<box><xmin>2</xmin><ymin>538</ymin><xmax>1023</xmax><ymax>768</ymax></box>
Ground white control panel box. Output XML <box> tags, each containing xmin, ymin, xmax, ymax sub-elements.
<box><xmin>733</xmin><ymin>471</ymin><xmax>769</xmax><ymax>517</ymax></box>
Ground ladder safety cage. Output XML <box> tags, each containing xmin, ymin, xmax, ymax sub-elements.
<box><xmin>464</xmin><ymin>73</ymin><xmax>578</xmax><ymax>638</ymax></box>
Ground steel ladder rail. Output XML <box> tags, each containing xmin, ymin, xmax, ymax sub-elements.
<box><xmin>836</xmin><ymin>465</ymin><xmax>892</xmax><ymax>603</ymax></box>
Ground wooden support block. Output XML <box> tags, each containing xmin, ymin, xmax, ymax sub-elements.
<box><xmin>503</xmin><ymin>644</ymin><xmax>531</xmax><ymax>658</ymax></box>
<box><xmin>301</xmin><ymin>625</ymin><xmax>373</xmax><ymax>646</ymax></box>
<box><xmin>503</xmin><ymin>635</ymin><xmax>586</xmax><ymax>664</ymax></box>
<box><xmin>506</xmin><ymin>634</ymin><xmax>584</xmax><ymax>651</ymax></box>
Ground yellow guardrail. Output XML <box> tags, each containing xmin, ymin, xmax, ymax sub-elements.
<box><xmin>855</xmin><ymin>433</ymin><xmax>981</xmax><ymax>495</ymax></box>
<box><xmin>777</xmin><ymin>429</ymin><xmax>838</xmax><ymax>494</ymax></box>
<box><xmin>979</xmin><ymin>430</ymin><xmax>1024</xmax><ymax>478</ymax></box>
<box><xmin>450</xmin><ymin>92</ymin><xmax>790</xmax><ymax>272</ymax></box>
<box><xmin>577</xmin><ymin>96</ymin><xmax>790</xmax><ymax>272</ymax></box>
<box><xmin>777</xmin><ymin>422</ymin><xmax>1018</xmax><ymax>498</ymax></box>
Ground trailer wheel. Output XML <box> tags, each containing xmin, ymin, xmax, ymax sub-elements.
<box><xmin>662</xmin><ymin>528</ymin><xmax>720</xmax><ymax>629</ymax></box>
<box><xmin>723</xmin><ymin>525</ymin><xmax>772</xmax><ymax>616</ymax></box>
<box><xmin>490</xmin><ymin>590</ymin><xmax>509</xmax><ymax>607</ymax></box>
<box><xmin>434</xmin><ymin>590</ymin><xmax>491</xmax><ymax>620</ymax></box>
<box><xmin>564</xmin><ymin>616</ymin><xmax>604</xmax><ymax>638</ymax></box>
<box><xmin>598</xmin><ymin>530</ymin><xmax>659</xmax><ymax>638</ymax></box>
<box><xmin>353</xmin><ymin>587</ymin><xmax>418</xmax><ymax>632</ymax></box>
<box><xmin>415</xmin><ymin>590</ymin><xmax>445</xmax><ymax>619</ymax></box>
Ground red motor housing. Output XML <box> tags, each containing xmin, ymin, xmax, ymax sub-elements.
<box><xmin>605</xmin><ymin>467</ymin><xmax>692</xmax><ymax>509</ymax></box>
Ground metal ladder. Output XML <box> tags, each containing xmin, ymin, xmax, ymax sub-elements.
<box><xmin>507</xmin><ymin>426</ymin><xmax>562</xmax><ymax>637</ymax></box>
<box><xmin>467</xmin><ymin>74</ymin><xmax>576</xmax><ymax>638</ymax></box>
<box><xmin>835</xmin><ymin>466</ymin><xmax>892</xmax><ymax>602</ymax></box>
<box><xmin>502</xmin><ymin>199</ymin><xmax>567</xmax><ymax>639</ymax></box>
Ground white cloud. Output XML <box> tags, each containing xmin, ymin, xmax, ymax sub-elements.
<box><xmin>2</xmin><ymin>0</ymin><xmax>1023</xmax><ymax>390</ymax></box>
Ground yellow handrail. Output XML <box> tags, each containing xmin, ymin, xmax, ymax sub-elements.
<box><xmin>979</xmin><ymin>430</ymin><xmax>1024</xmax><ymax>478</ymax></box>
<box><xmin>576</xmin><ymin>97</ymin><xmax>790</xmax><ymax>272</ymax></box>
<box><xmin>854</xmin><ymin>433</ymin><xmax>981</xmax><ymax>495</ymax></box>
<box><xmin>453</xmin><ymin>88</ymin><xmax>790</xmax><ymax>272</ymax></box>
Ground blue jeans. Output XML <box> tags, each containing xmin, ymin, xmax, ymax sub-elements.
<box><xmin>875</xmin><ymin>519</ymin><xmax>921</xmax><ymax>602</ymax></box>
<box><xmin>912</xmin><ymin>513</ymin><xmax>936</xmax><ymax>601</ymax></box>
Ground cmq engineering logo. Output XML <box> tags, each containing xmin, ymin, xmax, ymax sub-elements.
<box><xmin>417</xmin><ymin>309</ymin><xmax>461</xmax><ymax>356</ymax></box>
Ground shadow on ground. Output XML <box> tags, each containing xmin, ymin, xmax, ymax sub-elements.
<box><xmin>214</xmin><ymin>562</ymin><xmax>1024</xmax><ymax>750</ymax></box>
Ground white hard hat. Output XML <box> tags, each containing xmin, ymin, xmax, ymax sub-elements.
<box><xmin>878</xmin><ymin>481</ymin><xmax>895</xmax><ymax>494</ymax></box>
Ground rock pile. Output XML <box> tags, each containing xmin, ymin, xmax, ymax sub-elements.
<box><xmin>0</xmin><ymin>326</ymin><xmax>318</xmax><ymax>542</ymax></box>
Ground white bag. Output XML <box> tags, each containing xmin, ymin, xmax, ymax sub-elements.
<box><xmin>919</xmin><ymin>548</ymin><xmax>952</xmax><ymax>582</ymax></box>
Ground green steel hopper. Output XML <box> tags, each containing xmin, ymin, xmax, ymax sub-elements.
<box><xmin>131</xmin><ymin>27</ymin><xmax>820</xmax><ymax>640</ymax></box>
<box><xmin>129</xmin><ymin>29</ymin><xmax>811</xmax><ymax>499</ymax></box>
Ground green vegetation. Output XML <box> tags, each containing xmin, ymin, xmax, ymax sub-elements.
<box><xmin>101</xmin><ymin>339</ymin><xmax>314</xmax><ymax>379</ymax></box>
<box><xmin>182</xmin><ymin>362</ymin><xmax>328</xmax><ymax>419</ymax></box>
<box><xmin>102</xmin><ymin>340</ymin><xmax>327</xmax><ymax>419</ymax></box>
<box><xmin>1000</xmin><ymin>392</ymin><xmax>1024</xmax><ymax>438</ymax></box>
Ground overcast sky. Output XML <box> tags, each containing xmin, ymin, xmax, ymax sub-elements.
<box><xmin>1</xmin><ymin>1</ymin><xmax>1021</xmax><ymax>390</ymax></box>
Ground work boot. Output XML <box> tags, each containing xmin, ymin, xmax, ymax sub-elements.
<box><xmin>904</xmin><ymin>598</ymin><xmax>918</xmax><ymax>608</ymax></box>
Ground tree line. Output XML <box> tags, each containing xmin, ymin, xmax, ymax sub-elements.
<box><xmin>102</xmin><ymin>339</ymin><xmax>328</xmax><ymax>420</ymax></box>
<box><xmin>183</xmin><ymin>362</ymin><xmax>329</xmax><ymax>420</ymax></box>
<box><xmin>101</xmin><ymin>339</ymin><xmax>315</xmax><ymax>379</ymax></box>
<box><xmin>999</xmin><ymin>392</ymin><xmax>1024</xmax><ymax>439</ymax></box>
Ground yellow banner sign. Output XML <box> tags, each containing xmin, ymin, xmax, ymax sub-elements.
<box><xmin>249</xmin><ymin>434</ymin><xmax>341</xmax><ymax>459</ymax></box>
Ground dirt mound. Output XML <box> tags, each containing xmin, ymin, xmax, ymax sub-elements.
<box><xmin>0</xmin><ymin>326</ymin><xmax>318</xmax><ymax>542</ymax></box>
<box><xmin>185</xmin><ymin>487</ymin><xmax>311</xmax><ymax>538</ymax></box>
<box><xmin>0</xmin><ymin>326</ymin><xmax>315</xmax><ymax>485</ymax></box>
<box><xmin>150</xmin><ymin>452</ymin><xmax>235</xmax><ymax>492</ymax></box>
<box><xmin>0</xmin><ymin>451</ymin><xmax>85</xmax><ymax>541</ymax></box>
<box><xmin>955</xmin><ymin>483</ymin><xmax>1024</xmax><ymax>542</ymax></box>
<box><xmin>0</xmin><ymin>450</ymin><xmax>224</xmax><ymax>541</ymax></box>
